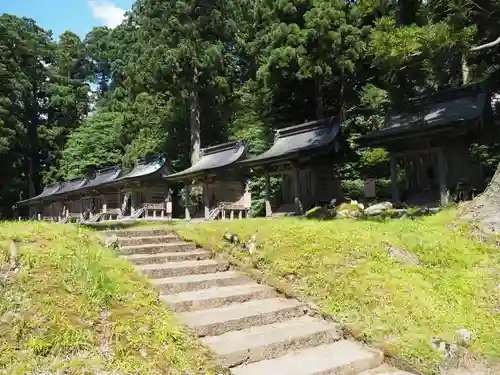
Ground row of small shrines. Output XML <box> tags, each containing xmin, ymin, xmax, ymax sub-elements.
<box><xmin>16</xmin><ymin>84</ymin><xmax>493</xmax><ymax>222</ymax></box>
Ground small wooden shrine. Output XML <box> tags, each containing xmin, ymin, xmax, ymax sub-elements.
<box><xmin>166</xmin><ymin>141</ymin><xmax>250</xmax><ymax>220</ymax></box>
<box><xmin>239</xmin><ymin>117</ymin><xmax>348</xmax><ymax>216</ymax></box>
<box><xmin>358</xmin><ymin>84</ymin><xmax>490</xmax><ymax>206</ymax></box>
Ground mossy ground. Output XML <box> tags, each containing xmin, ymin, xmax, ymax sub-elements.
<box><xmin>175</xmin><ymin>210</ymin><xmax>500</xmax><ymax>374</ymax></box>
<box><xmin>0</xmin><ymin>221</ymin><xmax>221</xmax><ymax>375</ymax></box>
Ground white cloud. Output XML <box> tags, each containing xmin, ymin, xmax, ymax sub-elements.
<box><xmin>88</xmin><ymin>1</ymin><xmax>126</xmax><ymax>29</ymax></box>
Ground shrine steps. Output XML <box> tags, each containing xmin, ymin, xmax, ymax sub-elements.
<box><xmin>111</xmin><ymin>228</ymin><xmax>414</xmax><ymax>375</ymax></box>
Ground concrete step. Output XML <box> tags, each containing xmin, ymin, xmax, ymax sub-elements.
<box><xmin>136</xmin><ymin>259</ymin><xmax>229</xmax><ymax>278</ymax></box>
<box><xmin>119</xmin><ymin>242</ymin><xmax>195</xmax><ymax>255</ymax></box>
<box><xmin>179</xmin><ymin>298</ymin><xmax>308</xmax><ymax>337</ymax></box>
<box><xmin>358</xmin><ymin>364</ymin><xmax>414</xmax><ymax>375</ymax></box>
<box><xmin>231</xmin><ymin>340</ymin><xmax>383</xmax><ymax>375</ymax></box>
<box><xmin>150</xmin><ymin>271</ymin><xmax>253</xmax><ymax>294</ymax></box>
<box><xmin>118</xmin><ymin>235</ymin><xmax>179</xmax><ymax>246</ymax></box>
<box><xmin>161</xmin><ymin>283</ymin><xmax>276</xmax><ymax>313</ymax></box>
<box><xmin>201</xmin><ymin>315</ymin><xmax>342</xmax><ymax>367</ymax></box>
<box><xmin>111</xmin><ymin>229</ymin><xmax>170</xmax><ymax>238</ymax></box>
<box><xmin>125</xmin><ymin>249</ymin><xmax>212</xmax><ymax>265</ymax></box>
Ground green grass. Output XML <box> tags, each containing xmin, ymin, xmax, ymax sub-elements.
<box><xmin>177</xmin><ymin>210</ymin><xmax>500</xmax><ymax>374</ymax></box>
<box><xmin>0</xmin><ymin>221</ymin><xmax>221</xmax><ymax>375</ymax></box>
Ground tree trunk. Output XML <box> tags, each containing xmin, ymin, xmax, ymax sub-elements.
<box><xmin>190</xmin><ymin>67</ymin><xmax>201</xmax><ymax>166</ymax></box>
<box><xmin>462</xmin><ymin>55</ymin><xmax>469</xmax><ymax>85</ymax></box>
<box><xmin>25</xmin><ymin>92</ymin><xmax>41</xmax><ymax>198</ymax></box>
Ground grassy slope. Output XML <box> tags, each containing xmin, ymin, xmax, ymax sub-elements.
<box><xmin>177</xmin><ymin>211</ymin><xmax>500</xmax><ymax>374</ymax></box>
<box><xmin>0</xmin><ymin>221</ymin><xmax>220</xmax><ymax>375</ymax></box>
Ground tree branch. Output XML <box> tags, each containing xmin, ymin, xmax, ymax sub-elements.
<box><xmin>471</xmin><ymin>36</ymin><xmax>500</xmax><ymax>51</ymax></box>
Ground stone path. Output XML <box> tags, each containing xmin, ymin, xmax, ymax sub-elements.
<box><xmin>111</xmin><ymin>229</ymin><xmax>414</xmax><ymax>375</ymax></box>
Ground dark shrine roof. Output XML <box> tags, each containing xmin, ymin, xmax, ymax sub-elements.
<box><xmin>358</xmin><ymin>84</ymin><xmax>487</xmax><ymax>146</ymax></box>
<box><xmin>15</xmin><ymin>154</ymin><xmax>167</xmax><ymax>207</ymax></box>
<box><xmin>166</xmin><ymin>141</ymin><xmax>247</xmax><ymax>181</ymax></box>
<box><xmin>241</xmin><ymin>117</ymin><xmax>340</xmax><ymax>166</ymax></box>
<box><xmin>115</xmin><ymin>154</ymin><xmax>168</xmax><ymax>182</ymax></box>
<box><xmin>53</xmin><ymin>177</ymin><xmax>88</xmax><ymax>197</ymax></box>
<box><xmin>86</xmin><ymin>166</ymin><xmax>122</xmax><ymax>188</ymax></box>
<box><xmin>16</xmin><ymin>183</ymin><xmax>61</xmax><ymax>205</ymax></box>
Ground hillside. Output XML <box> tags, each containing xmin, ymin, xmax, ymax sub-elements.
<box><xmin>177</xmin><ymin>210</ymin><xmax>500</xmax><ymax>374</ymax></box>
<box><xmin>0</xmin><ymin>222</ymin><xmax>219</xmax><ymax>375</ymax></box>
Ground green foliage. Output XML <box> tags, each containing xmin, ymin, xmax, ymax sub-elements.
<box><xmin>3</xmin><ymin>0</ymin><xmax>500</xmax><ymax>217</ymax></box>
<box><xmin>248</xmin><ymin>176</ymin><xmax>283</xmax><ymax>217</ymax></box>
<box><xmin>341</xmin><ymin>178</ymin><xmax>392</xmax><ymax>201</ymax></box>
<box><xmin>59</xmin><ymin>111</ymin><xmax>126</xmax><ymax>178</ymax></box>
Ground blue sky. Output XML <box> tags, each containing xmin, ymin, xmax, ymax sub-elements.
<box><xmin>0</xmin><ymin>0</ymin><xmax>135</xmax><ymax>39</ymax></box>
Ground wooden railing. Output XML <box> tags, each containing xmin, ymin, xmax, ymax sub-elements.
<box><xmin>208</xmin><ymin>202</ymin><xmax>249</xmax><ymax>221</ymax></box>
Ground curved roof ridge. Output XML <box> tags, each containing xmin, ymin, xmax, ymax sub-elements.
<box><xmin>276</xmin><ymin>117</ymin><xmax>336</xmax><ymax>139</ymax></box>
<box><xmin>166</xmin><ymin>141</ymin><xmax>247</xmax><ymax>181</ymax></box>
<box><xmin>240</xmin><ymin>118</ymin><xmax>340</xmax><ymax>166</ymax></box>
<box><xmin>117</xmin><ymin>153</ymin><xmax>167</xmax><ymax>181</ymax></box>
<box><xmin>202</xmin><ymin>140</ymin><xmax>244</xmax><ymax>156</ymax></box>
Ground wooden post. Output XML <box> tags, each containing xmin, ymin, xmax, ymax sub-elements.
<box><xmin>203</xmin><ymin>181</ymin><xmax>210</xmax><ymax>219</ymax></box>
<box><xmin>117</xmin><ymin>191</ymin><xmax>121</xmax><ymax>215</ymax></box>
<box><xmin>390</xmin><ymin>155</ymin><xmax>400</xmax><ymax>202</ymax></box>
<box><xmin>437</xmin><ymin>148</ymin><xmax>449</xmax><ymax>205</ymax></box>
<box><xmin>166</xmin><ymin>189</ymin><xmax>173</xmax><ymax>220</ymax></box>
<box><xmin>130</xmin><ymin>191</ymin><xmax>136</xmax><ymax>216</ymax></box>
<box><xmin>264</xmin><ymin>171</ymin><xmax>272</xmax><ymax>217</ymax></box>
<box><xmin>294</xmin><ymin>165</ymin><xmax>302</xmax><ymax>213</ymax></box>
<box><xmin>230</xmin><ymin>210</ymin><xmax>234</xmax><ymax>220</ymax></box>
<box><xmin>184</xmin><ymin>181</ymin><xmax>191</xmax><ymax>220</ymax></box>
<box><xmin>239</xmin><ymin>210</ymin><xmax>243</xmax><ymax>220</ymax></box>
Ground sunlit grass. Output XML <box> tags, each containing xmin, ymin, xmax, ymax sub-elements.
<box><xmin>177</xmin><ymin>210</ymin><xmax>500</xmax><ymax>374</ymax></box>
<box><xmin>0</xmin><ymin>221</ymin><xmax>220</xmax><ymax>375</ymax></box>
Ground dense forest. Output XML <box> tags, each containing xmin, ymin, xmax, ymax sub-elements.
<box><xmin>1</xmin><ymin>0</ymin><xmax>500</xmax><ymax>218</ymax></box>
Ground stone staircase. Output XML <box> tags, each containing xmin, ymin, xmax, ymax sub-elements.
<box><xmin>111</xmin><ymin>229</ymin><xmax>414</xmax><ymax>375</ymax></box>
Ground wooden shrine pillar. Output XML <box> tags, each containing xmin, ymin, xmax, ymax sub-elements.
<box><xmin>130</xmin><ymin>190</ymin><xmax>136</xmax><ymax>216</ymax></box>
<box><xmin>293</xmin><ymin>164</ymin><xmax>302</xmax><ymax>213</ymax></box>
<box><xmin>184</xmin><ymin>181</ymin><xmax>191</xmax><ymax>220</ymax></box>
<box><xmin>437</xmin><ymin>147</ymin><xmax>449</xmax><ymax>205</ymax></box>
<box><xmin>102</xmin><ymin>195</ymin><xmax>107</xmax><ymax>214</ymax></box>
<box><xmin>390</xmin><ymin>154</ymin><xmax>400</xmax><ymax>202</ymax></box>
<box><xmin>203</xmin><ymin>181</ymin><xmax>210</xmax><ymax>220</ymax></box>
<box><xmin>80</xmin><ymin>197</ymin><xmax>84</xmax><ymax>221</ymax></box>
<box><xmin>264</xmin><ymin>171</ymin><xmax>272</xmax><ymax>217</ymax></box>
<box><xmin>165</xmin><ymin>189</ymin><xmax>173</xmax><ymax>220</ymax></box>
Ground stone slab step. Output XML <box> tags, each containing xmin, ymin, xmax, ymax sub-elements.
<box><xmin>161</xmin><ymin>283</ymin><xmax>276</xmax><ymax>313</ymax></box>
<box><xmin>231</xmin><ymin>340</ymin><xmax>383</xmax><ymax>375</ymax></box>
<box><xmin>358</xmin><ymin>364</ymin><xmax>414</xmax><ymax>375</ymax></box>
<box><xmin>119</xmin><ymin>242</ymin><xmax>195</xmax><ymax>255</ymax></box>
<box><xmin>136</xmin><ymin>259</ymin><xmax>229</xmax><ymax>278</ymax></box>
<box><xmin>125</xmin><ymin>249</ymin><xmax>212</xmax><ymax>265</ymax></box>
<box><xmin>179</xmin><ymin>298</ymin><xmax>308</xmax><ymax>337</ymax></box>
<box><xmin>111</xmin><ymin>229</ymin><xmax>170</xmax><ymax>238</ymax></box>
<box><xmin>150</xmin><ymin>271</ymin><xmax>253</xmax><ymax>294</ymax></box>
<box><xmin>118</xmin><ymin>235</ymin><xmax>179</xmax><ymax>246</ymax></box>
<box><xmin>202</xmin><ymin>315</ymin><xmax>342</xmax><ymax>367</ymax></box>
